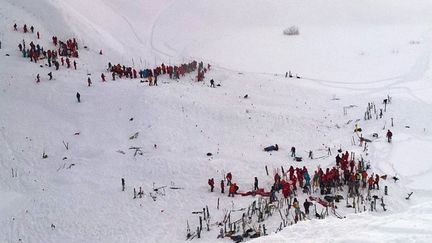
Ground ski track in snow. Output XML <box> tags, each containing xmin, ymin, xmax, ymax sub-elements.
<box><xmin>149</xmin><ymin>0</ymin><xmax>177</xmax><ymax>58</ymax></box>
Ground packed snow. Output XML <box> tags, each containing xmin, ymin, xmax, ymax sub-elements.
<box><xmin>1</xmin><ymin>0</ymin><xmax>432</xmax><ymax>242</ymax></box>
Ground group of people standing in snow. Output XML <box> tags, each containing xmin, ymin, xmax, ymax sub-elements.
<box><xmin>14</xmin><ymin>23</ymin><xmax>40</xmax><ymax>39</ymax></box>
<box><xmin>104</xmin><ymin>60</ymin><xmax>211</xmax><ymax>85</ymax></box>
<box><xmin>207</xmin><ymin>141</ymin><xmax>390</xmax><ymax>222</ymax></box>
<box><xmin>12</xmin><ymin>24</ymin><xmax>81</xmax><ymax>83</ymax></box>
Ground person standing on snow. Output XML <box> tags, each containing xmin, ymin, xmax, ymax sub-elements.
<box><xmin>210</xmin><ymin>79</ymin><xmax>215</xmax><ymax>88</ymax></box>
<box><xmin>254</xmin><ymin>177</ymin><xmax>259</xmax><ymax>191</ymax></box>
<box><xmin>48</xmin><ymin>72</ymin><xmax>52</xmax><ymax>80</ymax></box>
<box><xmin>386</xmin><ymin>130</ymin><xmax>393</xmax><ymax>143</ymax></box>
<box><xmin>121</xmin><ymin>178</ymin><xmax>125</xmax><ymax>191</ymax></box>
<box><xmin>290</xmin><ymin>146</ymin><xmax>296</xmax><ymax>157</ymax></box>
<box><xmin>36</xmin><ymin>74</ymin><xmax>40</xmax><ymax>83</ymax></box>
<box><xmin>87</xmin><ymin>77</ymin><xmax>92</xmax><ymax>87</ymax></box>
<box><xmin>228</xmin><ymin>183</ymin><xmax>238</xmax><ymax>197</ymax></box>
<box><xmin>54</xmin><ymin>61</ymin><xmax>59</xmax><ymax>70</ymax></box>
<box><xmin>374</xmin><ymin>174</ymin><xmax>380</xmax><ymax>190</ymax></box>
<box><xmin>73</xmin><ymin>60</ymin><xmax>77</xmax><ymax>70</ymax></box>
<box><xmin>292</xmin><ymin>198</ymin><xmax>301</xmax><ymax>222</ymax></box>
<box><xmin>66</xmin><ymin>58</ymin><xmax>71</xmax><ymax>68</ymax></box>
<box><xmin>76</xmin><ymin>92</ymin><xmax>81</xmax><ymax>103</ymax></box>
<box><xmin>303</xmin><ymin>199</ymin><xmax>311</xmax><ymax>215</ymax></box>
<box><xmin>101</xmin><ymin>73</ymin><xmax>106</xmax><ymax>82</ymax></box>
<box><xmin>368</xmin><ymin>175</ymin><xmax>374</xmax><ymax>190</ymax></box>
<box><xmin>208</xmin><ymin>178</ymin><xmax>215</xmax><ymax>192</ymax></box>
<box><xmin>220</xmin><ymin>180</ymin><xmax>224</xmax><ymax>194</ymax></box>
<box><xmin>226</xmin><ymin>172</ymin><xmax>232</xmax><ymax>186</ymax></box>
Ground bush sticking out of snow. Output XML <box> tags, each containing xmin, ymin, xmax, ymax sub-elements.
<box><xmin>283</xmin><ymin>26</ymin><xmax>299</xmax><ymax>36</ymax></box>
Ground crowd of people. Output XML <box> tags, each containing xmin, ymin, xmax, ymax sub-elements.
<box><xmin>13</xmin><ymin>24</ymin><xmax>213</xmax><ymax>86</ymax></box>
<box><xmin>52</xmin><ymin>36</ymin><xmax>79</xmax><ymax>58</ymax></box>
<box><xmin>210</xmin><ymin>152</ymin><xmax>382</xmax><ymax>196</ymax></box>
<box><xmin>105</xmin><ymin>60</ymin><xmax>210</xmax><ymax>84</ymax></box>
<box><xmin>208</xmin><ymin>146</ymin><xmax>386</xmax><ymax>223</ymax></box>
<box><xmin>12</xmin><ymin>24</ymin><xmax>81</xmax><ymax>83</ymax></box>
<box><xmin>19</xmin><ymin>35</ymin><xmax>79</xmax><ymax>69</ymax></box>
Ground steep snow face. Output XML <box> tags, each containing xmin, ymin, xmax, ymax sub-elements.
<box><xmin>1</xmin><ymin>0</ymin><xmax>432</xmax><ymax>242</ymax></box>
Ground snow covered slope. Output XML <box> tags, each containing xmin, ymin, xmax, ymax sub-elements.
<box><xmin>1</xmin><ymin>0</ymin><xmax>432</xmax><ymax>242</ymax></box>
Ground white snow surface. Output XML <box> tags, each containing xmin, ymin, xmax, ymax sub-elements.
<box><xmin>1</xmin><ymin>0</ymin><xmax>432</xmax><ymax>242</ymax></box>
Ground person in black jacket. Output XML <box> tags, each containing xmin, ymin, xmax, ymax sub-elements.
<box><xmin>264</xmin><ymin>144</ymin><xmax>279</xmax><ymax>152</ymax></box>
<box><xmin>291</xmin><ymin>146</ymin><xmax>296</xmax><ymax>157</ymax></box>
<box><xmin>304</xmin><ymin>199</ymin><xmax>311</xmax><ymax>215</ymax></box>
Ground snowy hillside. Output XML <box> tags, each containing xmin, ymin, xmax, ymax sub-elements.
<box><xmin>1</xmin><ymin>0</ymin><xmax>432</xmax><ymax>242</ymax></box>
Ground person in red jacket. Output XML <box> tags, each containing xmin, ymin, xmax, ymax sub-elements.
<box><xmin>228</xmin><ymin>183</ymin><xmax>238</xmax><ymax>197</ymax></box>
<box><xmin>368</xmin><ymin>176</ymin><xmax>374</xmax><ymax>190</ymax></box>
<box><xmin>291</xmin><ymin>175</ymin><xmax>297</xmax><ymax>191</ymax></box>
<box><xmin>374</xmin><ymin>174</ymin><xmax>380</xmax><ymax>190</ymax></box>
<box><xmin>288</xmin><ymin>166</ymin><xmax>295</xmax><ymax>179</ymax></box>
<box><xmin>52</xmin><ymin>36</ymin><xmax>58</xmax><ymax>46</ymax></box>
<box><xmin>282</xmin><ymin>183</ymin><xmax>291</xmax><ymax>198</ymax></box>
<box><xmin>133</xmin><ymin>69</ymin><xmax>137</xmax><ymax>79</ymax></box>
<box><xmin>208</xmin><ymin>178</ymin><xmax>214</xmax><ymax>192</ymax></box>
<box><xmin>343</xmin><ymin>151</ymin><xmax>349</xmax><ymax>161</ymax></box>
<box><xmin>361</xmin><ymin>170</ymin><xmax>368</xmax><ymax>188</ymax></box>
